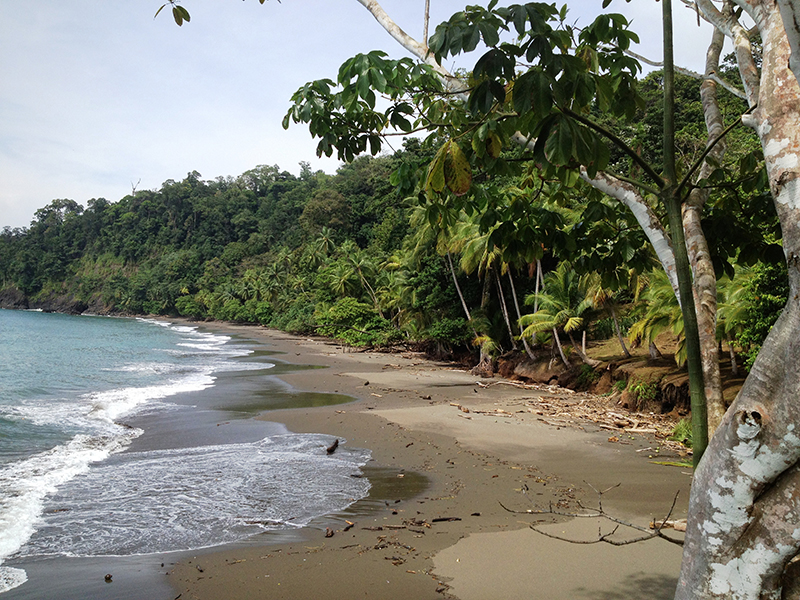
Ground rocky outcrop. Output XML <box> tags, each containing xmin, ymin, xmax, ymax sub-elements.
<box><xmin>29</xmin><ymin>295</ymin><xmax>89</xmax><ymax>315</ymax></box>
<box><xmin>0</xmin><ymin>287</ymin><xmax>28</xmax><ymax>309</ymax></box>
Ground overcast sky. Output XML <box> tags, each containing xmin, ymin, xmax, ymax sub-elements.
<box><xmin>0</xmin><ymin>1</ymin><xmax>719</xmax><ymax>229</ymax></box>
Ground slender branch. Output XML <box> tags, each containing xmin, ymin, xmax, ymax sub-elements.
<box><xmin>624</xmin><ymin>48</ymin><xmax>748</xmax><ymax>100</ymax></box>
<box><xmin>676</xmin><ymin>104</ymin><xmax>757</xmax><ymax>197</ymax></box>
<box><xmin>601</xmin><ymin>170</ymin><xmax>663</xmax><ymax>196</ymax></box>
<box><xmin>560</xmin><ymin>107</ymin><xmax>666</xmax><ymax>188</ymax></box>
<box><xmin>423</xmin><ymin>0</ymin><xmax>430</xmax><ymax>48</ymax></box>
<box><xmin>499</xmin><ymin>488</ymin><xmax>685</xmax><ymax>547</ymax></box>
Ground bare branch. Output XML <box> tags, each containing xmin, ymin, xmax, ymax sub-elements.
<box><xmin>500</xmin><ymin>486</ymin><xmax>685</xmax><ymax>547</ymax></box>
<box><xmin>423</xmin><ymin>0</ymin><xmax>430</xmax><ymax>48</ymax></box>
<box><xmin>354</xmin><ymin>0</ymin><xmax>464</xmax><ymax>93</ymax></box>
<box><xmin>623</xmin><ymin>47</ymin><xmax>747</xmax><ymax>100</ymax></box>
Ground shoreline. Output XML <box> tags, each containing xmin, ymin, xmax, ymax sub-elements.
<box><xmin>169</xmin><ymin>322</ymin><xmax>692</xmax><ymax>600</ymax></box>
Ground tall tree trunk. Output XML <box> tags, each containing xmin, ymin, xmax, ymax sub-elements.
<box><xmin>683</xmin><ymin>25</ymin><xmax>727</xmax><ymax>434</ymax></box>
<box><xmin>446</xmin><ymin>252</ymin><xmax>475</xmax><ymax>335</ymax></box>
<box><xmin>662</xmin><ymin>0</ymin><xmax>709</xmax><ymax>466</ymax></box>
<box><xmin>677</xmin><ymin>6</ymin><xmax>800</xmax><ymax>597</ymax></box>
<box><xmin>494</xmin><ymin>271</ymin><xmax>518</xmax><ymax>350</ymax></box>
<box><xmin>533</xmin><ymin>259</ymin><xmax>542</xmax><ymax>313</ymax></box>
<box><xmin>727</xmin><ymin>335</ymin><xmax>739</xmax><ymax>378</ymax></box>
<box><xmin>508</xmin><ymin>270</ymin><xmax>537</xmax><ymax>360</ymax></box>
<box><xmin>553</xmin><ymin>327</ymin><xmax>569</xmax><ymax>368</ymax></box>
<box><xmin>609</xmin><ymin>304</ymin><xmax>632</xmax><ymax>358</ymax></box>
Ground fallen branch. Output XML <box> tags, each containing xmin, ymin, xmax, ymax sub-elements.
<box><xmin>499</xmin><ymin>483</ymin><xmax>684</xmax><ymax>547</ymax></box>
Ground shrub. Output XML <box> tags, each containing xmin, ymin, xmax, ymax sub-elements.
<box><xmin>629</xmin><ymin>379</ymin><xmax>658</xmax><ymax>403</ymax></box>
<box><xmin>575</xmin><ymin>364</ymin><xmax>600</xmax><ymax>389</ymax></box>
<box><xmin>424</xmin><ymin>317</ymin><xmax>472</xmax><ymax>347</ymax></box>
<box><xmin>175</xmin><ymin>295</ymin><xmax>207</xmax><ymax>319</ymax></box>
<box><xmin>316</xmin><ymin>297</ymin><xmax>395</xmax><ymax>346</ymax></box>
<box><xmin>670</xmin><ymin>418</ymin><xmax>693</xmax><ymax>448</ymax></box>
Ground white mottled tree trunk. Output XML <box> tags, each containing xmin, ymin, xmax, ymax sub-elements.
<box><xmin>676</xmin><ymin>4</ymin><xmax>800</xmax><ymax>598</ymax></box>
<box><xmin>683</xmin><ymin>26</ymin><xmax>727</xmax><ymax>433</ymax></box>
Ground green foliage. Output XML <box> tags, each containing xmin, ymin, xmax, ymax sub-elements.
<box><xmin>575</xmin><ymin>364</ymin><xmax>600</xmax><ymax>389</ymax></box>
<box><xmin>316</xmin><ymin>297</ymin><xmax>396</xmax><ymax>347</ymax></box>
<box><xmin>736</xmin><ymin>262</ymin><xmax>789</xmax><ymax>370</ymax></box>
<box><xmin>628</xmin><ymin>270</ymin><xmax>685</xmax><ymax>366</ymax></box>
<box><xmin>628</xmin><ymin>379</ymin><xmax>659</xmax><ymax>404</ymax></box>
<box><xmin>670</xmin><ymin>417</ymin><xmax>693</xmax><ymax>449</ymax></box>
<box><xmin>175</xmin><ymin>295</ymin><xmax>207</xmax><ymax>319</ymax></box>
<box><xmin>425</xmin><ymin>317</ymin><xmax>472</xmax><ymax>347</ymax></box>
<box><xmin>520</xmin><ymin>262</ymin><xmax>594</xmax><ymax>338</ymax></box>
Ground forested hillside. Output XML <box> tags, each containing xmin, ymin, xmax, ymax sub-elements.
<box><xmin>0</xmin><ymin>144</ymin><xmax>476</xmax><ymax>352</ymax></box>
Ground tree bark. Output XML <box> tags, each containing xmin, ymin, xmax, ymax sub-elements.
<box><xmin>683</xmin><ymin>26</ymin><xmax>727</xmax><ymax>433</ymax></box>
<box><xmin>728</xmin><ymin>336</ymin><xmax>739</xmax><ymax>378</ymax></box>
<box><xmin>553</xmin><ymin>327</ymin><xmax>570</xmax><ymax>368</ymax></box>
<box><xmin>677</xmin><ymin>4</ymin><xmax>800</xmax><ymax>597</ymax></box>
<box><xmin>533</xmin><ymin>259</ymin><xmax>542</xmax><ymax>313</ymax></box>
<box><xmin>494</xmin><ymin>271</ymin><xmax>518</xmax><ymax>350</ymax></box>
<box><xmin>508</xmin><ymin>270</ymin><xmax>537</xmax><ymax>360</ymax></box>
<box><xmin>649</xmin><ymin>341</ymin><xmax>663</xmax><ymax>360</ymax></box>
<box><xmin>446</xmin><ymin>252</ymin><xmax>474</xmax><ymax>326</ymax></box>
<box><xmin>662</xmin><ymin>0</ymin><xmax>709</xmax><ymax>466</ymax></box>
<box><xmin>566</xmin><ymin>330</ymin><xmax>601</xmax><ymax>367</ymax></box>
<box><xmin>609</xmin><ymin>304</ymin><xmax>632</xmax><ymax>358</ymax></box>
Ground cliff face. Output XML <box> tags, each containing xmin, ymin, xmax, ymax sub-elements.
<box><xmin>0</xmin><ymin>287</ymin><xmax>28</xmax><ymax>310</ymax></box>
<box><xmin>0</xmin><ymin>286</ymin><xmax>97</xmax><ymax>315</ymax></box>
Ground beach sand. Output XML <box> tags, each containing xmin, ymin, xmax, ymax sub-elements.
<box><xmin>169</xmin><ymin>325</ymin><xmax>692</xmax><ymax>600</ymax></box>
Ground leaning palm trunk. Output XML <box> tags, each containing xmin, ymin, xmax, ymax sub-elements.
<box><xmin>508</xmin><ymin>271</ymin><xmax>537</xmax><ymax>360</ymax></box>
<box><xmin>533</xmin><ymin>259</ymin><xmax>542</xmax><ymax>313</ymax></box>
<box><xmin>446</xmin><ymin>252</ymin><xmax>477</xmax><ymax>336</ymax></box>
<box><xmin>609</xmin><ymin>305</ymin><xmax>632</xmax><ymax>358</ymax></box>
<box><xmin>494</xmin><ymin>272</ymin><xmax>518</xmax><ymax>350</ymax></box>
<box><xmin>552</xmin><ymin>327</ymin><xmax>569</xmax><ymax>368</ymax></box>
<box><xmin>649</xmin><ymin>341</ymin><xmax>662</xmax><ymax>360</ymax></box>
<box><xmin>566</xmin><ymin>330</ymin><xmax>600</xmax><ymax>367</ymax></box>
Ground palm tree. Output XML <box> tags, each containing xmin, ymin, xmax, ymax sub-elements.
<box><xmin>628</xmin><ymin>269</ymin><xmax>684</xmax><ymax>364</ymax></box>
<box><xmin>585</xmin><ymin>273</ymin><xmax>634</xmax><ymax>359</ymax></box>
<box><xmin>406</xmin><ymin>204</ymin><xmax>475</xmax><ymax>330</ymax></box>
<box><xmin>453</xmin><ymin>217</ymin><xmax>519</xmax><ymax>352</ymax></box>
<box><xmin>520</xmin><ymin>262</ymin><xmax>599</xmax><ymax>367</ymax></box>
<box><xmin>324</xmin><ymin>259</ymin><xmax>360</xmax><ymax>298</ymax></box>
<box><xmin>338</xmin><ymin>240</ymin><xmax>384</xmax><ymax>318</ymax></box>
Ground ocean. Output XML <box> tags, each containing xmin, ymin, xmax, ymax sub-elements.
<box><xmin>0</xmin><ymin>309</ymin><xmax>370</xmax><ymax>595</ymax></box>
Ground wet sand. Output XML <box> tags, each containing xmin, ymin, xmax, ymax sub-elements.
<box><xmin>169</xmin><ymin>325</ymin><xmax>692</xmax><ymax>600</ymax></box>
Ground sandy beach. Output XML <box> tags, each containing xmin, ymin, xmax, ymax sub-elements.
<box><xmin>168</xmin><ymin>324</ymin><xmax>692</xmax><ymax>600</ymax></box>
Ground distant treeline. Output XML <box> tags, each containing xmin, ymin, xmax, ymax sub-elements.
<box><xmin>0</xmin><ymin>145</ymin><xmax>504</xmax><ymax>355</ymax></box>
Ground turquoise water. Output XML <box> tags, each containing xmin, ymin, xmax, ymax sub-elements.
<box><xmin>0</xmin><ymin>310</ymin><xmax>369</xmax><ymax>594</ymax></box>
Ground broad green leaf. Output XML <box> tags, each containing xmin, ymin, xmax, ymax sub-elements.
<box><xmin>464</xmin><ymin>25</ymin><xmax>481</xmax><ymax>52</ymax></box>
<box><xmin>478</xmin><ymin>21</ymin><xmax>500</xmax><ymax>47</ymax></box>
<box><xmin>544</xmin><ymin>118</ymin><xmax>574</xmax><ymax>166</ymax></box>
<box><xmin>468</xmin><ymin>80</ymin><xmax>495</xmax><ymax>114</ymax></box>
<box><xmin>471</xmin><ymin>133</ymin><xmax>485</xmax><ymax>158</ymax></box>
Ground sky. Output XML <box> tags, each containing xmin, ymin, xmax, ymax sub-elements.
<box><xmin>0</xmin><ymin>1</ymin><xmax>720</xmax><ymax>229</ymax></box>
